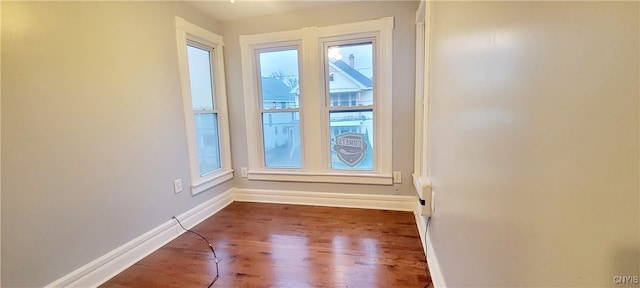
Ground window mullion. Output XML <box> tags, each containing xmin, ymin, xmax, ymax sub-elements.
<box><xmin>300</xmin><ymin>30</ymin><xmax>324</xmax><ymax>172</ymax></box>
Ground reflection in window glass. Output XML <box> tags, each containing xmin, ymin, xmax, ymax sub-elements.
<box><xmin>329</xmin><ymin>111</ymin><xmax>373</xmax><ymax>170</ymax></box>
<box><xmin>262</xmin><ymin>112</ymin><xmax>301</xmax><ymax>168</ymax></box>
<box><xmin>258</xmin><ymin>49</ymin><xmax>300</xmax><ymax>110</ymax></box>
<box><xmin>327</xmin><ymin>42</ymin><xmax>373</xmax><ymax>107</ymax></box>
<box><xmin>327</xmin><ymin>41</ymin><xmax>374</xmax><ymax>171</ymax></box>
<box><xmin>187</xmin><ymin>45</ymin><xmax>214</xmax><ymax>110</ymax></box>
<box><xmin>194</xmin><ymin>113</ymin><xmax>221</xmax><ymax>175</ymax></box>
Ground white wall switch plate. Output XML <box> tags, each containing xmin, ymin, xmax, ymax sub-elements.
<box><xmin>173</xmin><ymin>178</ymin><xmax>182</xmax><ymax>194</ymax></box>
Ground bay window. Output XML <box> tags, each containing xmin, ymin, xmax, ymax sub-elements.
<box><xmin>240</xmin><ymin>17</ymin><xmax>393</xmax><ymax>185</ymax></box>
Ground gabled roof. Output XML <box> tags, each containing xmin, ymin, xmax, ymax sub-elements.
<box><xmin>260</xmin><ymin>77</ymin><xmax>296</xmax><ymax>101</ymax></box>
<box><xmin>331</xmin><ymin>60</ymin><xmax>372</xmax><ymax>88</ymax></box>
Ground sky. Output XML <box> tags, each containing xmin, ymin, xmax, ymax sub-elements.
<box><xmin>259</xmin><ymin>42</ymin><xmax>374</xmax><ymax>79</ymax></box>
<box><xmin>187</xmin><ymin>45</ymin><xmax>215</xmax><ymax>110</ymax></box>
<box><xmin>186</xmin><ymin>42</ymin><xmax>374</xmax><ymax>110</ymax></box>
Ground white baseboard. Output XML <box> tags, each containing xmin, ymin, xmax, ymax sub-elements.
<box><xmin>414</xmin><ymin>203</ymin><xmax>446</xmax><ymax>288</ymax></box>
<box><xmin>45</xmin><ymin>188</ymin><xmax>234</xmax><ymax>288</ymax></box>
<box><xmin>234</xmin><ymin>188</ymin><xmax>416</xmax><ymax>211</ymax></box>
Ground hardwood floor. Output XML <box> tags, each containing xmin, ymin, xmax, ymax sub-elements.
<box><xmin>101</xmin><ymin>202</ymin><xmax>432</xmax><ymax>288</ymax></box>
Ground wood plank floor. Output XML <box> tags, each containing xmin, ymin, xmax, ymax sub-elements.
<box><xmin>101</xmin><ymin>202</ymin><xmax>432</xmax><ymax>288</ymax></box>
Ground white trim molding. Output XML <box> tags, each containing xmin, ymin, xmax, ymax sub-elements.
<box><xmin>175</xmin><ymin>16</ymin><xmax>234</xmax><ymax>195</ymax></box>
<box><xmin>414</xmin><ymin>203</ymin><xmax>446</xmax><ymax>288</ymax></box>
<box><xmin>413</xmin><ymin>0</ymin><xmax>432</xmax><ymax>201</ymax></box>
<box><xmin>45</xmin><ymin>189</ymin><xmax>234</xmax><ymax>288</ymax></box>
<box><xmin>234</xmin><ymin>188</ymin><xmax>415</xmax><ymax>211</ymax></box>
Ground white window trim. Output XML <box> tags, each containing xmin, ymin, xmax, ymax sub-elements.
<box><xmin>175</xmin><ymin>17</ymin><xmax>233</xmax><ymax>195</ymax></box>
<box><xmin>240</xmin><ymin>17</ymin><xmax>394</xmax><ymax>185</ymax></box>
<box><xmin>412</xmin><ymin>1</ymin><xmax>433</xmax><ymax>201</ymax></box>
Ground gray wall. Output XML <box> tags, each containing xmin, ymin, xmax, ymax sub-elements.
<box><xmin>426</xmin><ymin>1</ymin><xmax>639</xmax><ymax>287</ymax></box>
<box><xmin>223</xmin><ymin>1</ymin><xmax>419</xmax><ymax>196</ymax></box>
<box><xmin>1</xmin><ymin>2</ymin><xmax>233</xmax><ymax>287</ymax></box>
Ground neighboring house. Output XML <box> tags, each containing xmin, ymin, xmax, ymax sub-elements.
<box><xmin>327</xmin><ymin>56</ymin><xmax>373</xmax><ymax>145</ymax></box>
<box><xmin>327</xmin><ymin>57</ymin><xmax>374</xmax><ymax>170</ymax></box>
<box><xmin>260</xmin><ymin>77</ymin><xmax>301</xmax><ymax>167</ymax></box>
<box><xmin>273</xmin><ymin>55</ymin><xmax>375</xmax><ymax>169</ymax></box>
<box><xmin>193</xmin><ymin>113</ymin><xmax>220</xmax><ymax>174</ymax></box>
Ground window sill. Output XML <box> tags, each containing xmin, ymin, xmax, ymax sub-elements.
<box><xmin>247</xmin><ymin>170</ymin><xmax>392</xmax><ymax>185</ymax></box>
<box><xmin>191</xmin><ymin>169</ymin><xmax>234</xmax><ymax>195</ymax></box>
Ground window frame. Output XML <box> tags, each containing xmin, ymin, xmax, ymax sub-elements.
<box><xmin>175</xmin><ymin>17</ymin><xmax>233</xmax><ymax>195</ymax></box>
<box><xmin>240</xmin><ymin>17</ymin><xmax>394</xmax><ymax>185</ymax></box>
<box><xmin>254</xmin><ymin>45</ymin><xmax>304</xmax><ymax>169</ymax></box>
<box><xmin>323</xmin><ymin>37</ymin><xmax>377</xmax><ymax>171</ymax></box>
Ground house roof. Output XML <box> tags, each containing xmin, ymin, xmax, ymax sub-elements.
<box><xmin>261</xmin><ymin>77</ymin><xmax>296</xmax><ymax>101</ymax></box>
<box><xmin>331</xmin><ymin>60</ymin><xmax>373</xmax><ymax>88</ymax></box>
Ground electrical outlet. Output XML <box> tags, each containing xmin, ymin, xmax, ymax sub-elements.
<box><xmin>393</xmin><ymin>171</ymin><xmax>402</xmax><ymax>183</ymax></box>
<box><xmin>173</xmin><ymin>178</ymin><xmax>182</xmax><ymax>194</ymax></box>
<box><xmin>241</xmin><ymin>167</ymin><xmax>248</xmax><ymax>178</ymax></box>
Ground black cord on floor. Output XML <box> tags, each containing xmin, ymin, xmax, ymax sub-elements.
<box><xmin>424</xmin><ymin>217</ymin><xmax>432</xmax><ymax>288</ymax></box>
<box><xmin>172</xmin><ymin>216</ymin><xmax>220</xmax><ymax>288</ymax></box>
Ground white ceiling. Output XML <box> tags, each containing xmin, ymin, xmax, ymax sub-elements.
<box><xmin>185</xmin><ymin>1</ymin><xmax>369</xmax><ymax>22</ymax></box>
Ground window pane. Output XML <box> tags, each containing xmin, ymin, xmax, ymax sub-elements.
<box><xmin>258</xmin><ymin>49</ymin><xmax>299</xmax><ymax>110</ymax></box>
<box><xmin>327</xmin><ymin>42</ymin><xmax>373</xmax><ymax>107</ymax></box>
<box><xmin>194</xmin><ymin>113</ymin><xmax>221</xmax><ymax>175</ymax></box>
<box><xmin>330</xmin><ymin>110</ymin><xmax>373</xmax><ymax>170</ymax></box>
<box><xmin>187</xmin><ymin>45</ymin><xmax>214</xmax><ymax>110</ymax></box>
<box><xmin>262</xmin><ymin>112</ymin><xmax>301</xmax><ymax>168</ymax></box>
